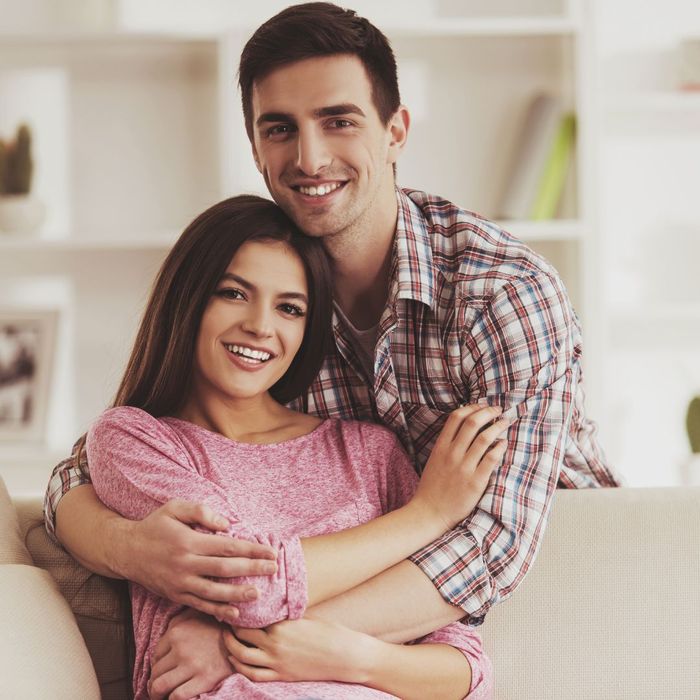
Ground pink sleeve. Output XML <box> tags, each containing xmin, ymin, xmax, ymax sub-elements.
<box><xmin>413</xmin><ymin>623</ymin><xmax>493</xmax><ymax>699</ymax></box>
<box><xmin>86</xmin><ymin>406</ymin><xmax>307</xmax><ymax>628</ymax></box>
<box><xmin>373</xmin><ymin>431</ymin><xmax>419</xmax><ymax>514</ymax></box>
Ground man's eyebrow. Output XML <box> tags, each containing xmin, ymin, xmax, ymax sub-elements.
<box><xmin>256</xmin><ymin>112</ymin><xmax>295</xmax><ymax>127</ymax></box>
<box><xmin>220</xmin><ymin>273</ymin><xmax>308</xmax><ymax>303</ymax></box>
<box><xmin>256</xmin><ymin>103</ymin><xmax>365</xmax><ymax>127</ymax></box>
<box><xmin>313</xmin><ymin>103</ymin><xmax>365</xmax><ymax>119</ymax></box>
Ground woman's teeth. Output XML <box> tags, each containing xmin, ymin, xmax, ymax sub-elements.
<box><xmin>225</xmin><ymin>344</ymin><xmax>271</xmax><ymax>363</ymax></box>
<box><xmin>298</xmin><ymin>182</ymin><xmax>342</xmax><ymax>197</ymax></box>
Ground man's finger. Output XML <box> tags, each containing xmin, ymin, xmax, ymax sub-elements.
<box><xmin>177</xmin><ymin>593</ymin><xmax>241</xmax><ymax>623</ymax></box>
<box><xmin>150</xmin><ymin>649</ymin><xmax>178</xmax><ymax>682</ymax></box>
<box><xmin>164</xmin><ymin>499</ymin><xmax>229</xmax><ymax>531</ymax></box>
<box><xmin>185</xmin><ymin>576</ymin><xmax>260</xmax><ymax>605</ymax></box>
<box><xmin>189</xmin><ymin>530</ymin><xmax>277</xmax><ymax>560</ymax></box>
<box><xmin>190</xmin><ymin>554</ymin><xmax>277</xmax><ymax>578</ymax></box>
<box><xmin>149</xmin><ymin>666</ymin><xmax>193</xmax><ymax>700</ymax></box>
<box><xmin>151</xmin><ymin>636</ymin><xmax>171</xmax><ymax>666</ymax></box>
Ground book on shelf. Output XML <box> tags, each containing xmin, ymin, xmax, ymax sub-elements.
<box><xmin>530</xmin><ymin>112</ymin><xmax>576</xmax><ymax>220</ymax></box>
<box><xmin>497</xmin><ymin>92</ymin><xmax>576</xmax><ymax>222</ymax></box>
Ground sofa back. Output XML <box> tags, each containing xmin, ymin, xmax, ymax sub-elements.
<box><xmin>8</xmin><ymin>486</ymin><xmax>700</xmax><ymax>700</ymax></box>
<box><xmin>480</xmin><ymin>487</ymin><xmax>700</xmax><ymax>699</ymax></box>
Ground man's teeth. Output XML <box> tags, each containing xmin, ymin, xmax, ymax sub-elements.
<box><xmin>298</xmin><ymin>182</ymin><xmax>342</xmax><ymax>197</ymax></box>
<box><xmin>225</xmin><ymin>344</ymin><xmax>271</xmax><ymax>363</ymax></box>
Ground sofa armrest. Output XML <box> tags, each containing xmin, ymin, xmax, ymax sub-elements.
<box><xmin>0</xmin><ymin>564</ymin><xmax>101</xmax><ymax>699</ymax></box>
<box><xmin>15</xmin><ymin>497</ymin><xmax>134</xmax><ymax>700</ymax></box>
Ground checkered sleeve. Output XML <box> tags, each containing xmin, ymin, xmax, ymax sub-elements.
<box><xmin>43</xmin><ymin>434</ymin><xmax>91</xmax><ymax>541</ymax></box>
<box><xmin>409</xmin><ymin>271</ymin><xmax>578</xmax><ymax>625</ymax></box>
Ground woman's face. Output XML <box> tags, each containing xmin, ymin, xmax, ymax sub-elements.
<box><xmin>193</xmin><ymin>239</ymin><xmax>309</xmax><ymax>404</ymax></box>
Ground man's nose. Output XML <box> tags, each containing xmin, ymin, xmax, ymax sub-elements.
<box><xmin>295</xmin><ymin>128</ymin><xmax>331</xmax><ymax>176</ymax></box>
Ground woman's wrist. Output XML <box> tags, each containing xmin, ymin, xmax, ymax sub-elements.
<box><xmin>346</xmin><ymin>633</ymin><xmax>389</xmax><ymax>685</ymax></box>
<box><xmin>401</xmin><ymin>497</ymin><xmax>454</xmax><ymax>541</ymax></box>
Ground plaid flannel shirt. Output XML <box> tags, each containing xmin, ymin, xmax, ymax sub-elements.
<box><xmin>44</xmin><ymin>188</ymin><xmax>619</xmax><ymax>625</ymax></box>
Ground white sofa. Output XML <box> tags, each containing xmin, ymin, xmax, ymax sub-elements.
<box><xmin>2</xmin><ymin>476</ymin><xmax>699</xmax><ymax>699</ymax></box>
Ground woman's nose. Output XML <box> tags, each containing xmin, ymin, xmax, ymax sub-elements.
<box><xmin>241</xmin><ymin>306</ymin><xmax>274</xmax><ymax>337</ymax></box>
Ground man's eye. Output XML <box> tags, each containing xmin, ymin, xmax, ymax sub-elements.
<box><xmin>266</xmin><ymin>124</ymin><xmax>295</xmax><ymax>139</ymax></box>
<box><xmin>329</xmin><ymin>119</ymin><xmax>352</xmax><ymax>129</ymax></box>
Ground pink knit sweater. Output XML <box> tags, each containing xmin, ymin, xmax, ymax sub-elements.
<box><xmin>87</xmin><ymin>406</ymin><xmax>492</xmax><ymax>699</ymax></box>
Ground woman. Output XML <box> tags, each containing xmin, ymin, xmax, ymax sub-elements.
<box><xmin>86</xmin><ymin>195</ymin><xmax>506</xmax><ymax>699</ymax></box>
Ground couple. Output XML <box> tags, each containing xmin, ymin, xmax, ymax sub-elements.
<box><xmin>45</xmin><ymin>3</ymin><xmax>619</xmax><ymax>699</ymax></box>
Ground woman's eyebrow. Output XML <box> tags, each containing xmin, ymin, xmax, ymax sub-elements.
<box><xmin>220</xmin><ymin>272</ymin><xmax>308</xmax><ymax>303</ymax></box>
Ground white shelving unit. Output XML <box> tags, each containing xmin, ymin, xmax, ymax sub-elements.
<box><xmin>0</xmin><ymin>0</ymin><xmax>601</xmax><ymax>492</ymax></box>
<box><xmin>594</xmin><ymin>0</ymin><xmax>700</xmax><ymax>487</ymax></box>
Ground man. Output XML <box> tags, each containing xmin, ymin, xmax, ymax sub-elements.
<box><xmin>45</xmin><ymin>1</ymin><xmax>619</xmax><ymax>695</ymax></box>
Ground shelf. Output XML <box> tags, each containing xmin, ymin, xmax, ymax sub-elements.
<box><xmin>388</xmin><ymin>16</ymin><xmax>579</xmax><ymax>37</ymax></box>
<box><xmin>0</xmin><ymin>233</ymin><xmax>178</xmax><ymax>252</ymax></box>
<box><xmin>0</xmin><ymin>31</ymin><xmax>218</xmax><ymax>48</ymax></box>
<box><xmin>605</xmin><ymin>90</ymin><xmax>700</xmax><ymax>114</ymax></box>
<box><xmin>609</xmin><ymin>304</ymin><xmax>700</xmax><ymax>347</ymax></box>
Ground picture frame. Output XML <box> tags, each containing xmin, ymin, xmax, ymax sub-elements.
<box><xmin>0</xmin><ymin>308</ymin><xmax>58</xmax><ymax>443</ymax></box>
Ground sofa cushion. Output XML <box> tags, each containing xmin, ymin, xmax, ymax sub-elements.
<box><xmin>0</xmin><ymin>564</ymin><xmax>101</xmax><ymax>699</ymax></box>
<box><xmin>0</xmin><ymin>475</ymin><xmax>32</xmax><ymax>566</ymax></box>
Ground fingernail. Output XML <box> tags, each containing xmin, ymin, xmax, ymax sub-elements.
<box><xmin>215</xmin><ymin>516</ymin><xmax>228</xmax><ymax>528</ymax></box>
<box><xmin>263</xmin><ymin>562</ymin><xmax>277</xmax><ymax>574</ymax></box>
<box><xmin>246</xmin><ymin>589</ymin><xmax>258</xmax><ymax>601</ymax></box>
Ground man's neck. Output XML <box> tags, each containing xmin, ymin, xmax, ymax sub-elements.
<box><xmin>325</xmin><ymin>187</ymin><xmax>398</xmax><ymax>330</ymax></box>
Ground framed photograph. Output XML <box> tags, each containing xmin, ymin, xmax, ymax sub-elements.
<box><xmin>0</xmin><ymin>309</ymin><xmax>58</xmax><ymax>443</ymax></box>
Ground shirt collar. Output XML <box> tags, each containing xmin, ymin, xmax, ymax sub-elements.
<box><xmin>390</xmin><ymin>188</ymin><xmax>436</xmax><ymax>309</ymax></box>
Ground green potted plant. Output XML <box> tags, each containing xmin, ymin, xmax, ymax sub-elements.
<box><xmin>0</xmin><ymin>123</ymin><xmax>46</xmax><ymax>234</ymax></box>
<box><xmin>682</xmin><ymin>395</ymin><xmax>700</xmax><ymax>486</ymax></box>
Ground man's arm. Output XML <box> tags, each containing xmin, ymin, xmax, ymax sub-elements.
<box><xmin>316</xmin><ymin>271</ymin><xmax>591</xmax><ymax>635</ymax></box>
<box><xmin>46</xmin><ymin>439</ymin><xmax>278</xmax><ymax>619</ymax></box>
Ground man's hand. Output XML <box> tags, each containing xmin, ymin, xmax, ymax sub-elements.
<box><xmin>116</xmin><ymin>499</ymin><xmax>278</xmax><ymax>621</ymax></box>
<box><xmin>149</xmin><ymin>609</ymin><xmax>232</xmax><ymax>700</ymax></box>
<box><xmin>223</xmin><ymin>618</ymin><xmax>377</xmax><ymax>683</ymax></box>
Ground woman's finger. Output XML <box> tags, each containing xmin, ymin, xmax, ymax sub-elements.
<box><xmin>435</xmin><ymin>404</ymin><xmax>484</xmax><ymax>447</ymax></box>
<box><xmin>222</xmin><ymin>629</ymin><xmax>271</xmax><ymax>668</ymax></box>
<box><xmin>228</xmin><ymin>656</ymin><xmax>279</xmax><ymax>683</ymax></box>
<box><xmin>230</xmin><ymin>626</ymin><xmax>268</xmax><ymax>648</ymax></box>
<box><xmin>451</xmin><ymin>406</ymin><xmax>502</xmax><ymax>455</ymax></box>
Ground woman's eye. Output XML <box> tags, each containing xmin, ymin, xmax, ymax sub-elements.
<box><xmin>216</xmin><ymin>288</ymin><xmax>244</xmax><ymax>300</ymax></box>
<box><xmin>279</xmin><ymin>303</ymin><xmax>306</xmax><ymax>317</ymax></box>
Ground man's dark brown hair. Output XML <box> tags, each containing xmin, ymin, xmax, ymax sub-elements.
<box><xmin>238</xmin><ymin>2</ymin><xmax>401</xmax><ymax>140</ymax></box>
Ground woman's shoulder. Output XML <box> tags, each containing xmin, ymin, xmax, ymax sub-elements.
<box><xmin>89</xmin><ymin>406</ymin><xmax>176</xmax><ymax>443</ymax></box>
<box><xmin>332</xmin><ymin>418</ymin><xmax>402</xmax><ymax>452</ymax></box>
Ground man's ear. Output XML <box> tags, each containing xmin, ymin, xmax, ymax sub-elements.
<box><xmin>387</xmin><ymin>106</ymin><xmax>410</xmax><ymax>165</ymax></box>
<box><xmin>251</xmin><ymin>143</ymin><xmax>262</xmax><ymax>173</ymax></box>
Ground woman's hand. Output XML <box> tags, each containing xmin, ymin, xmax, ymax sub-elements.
<box><xmin>223</xmin><ymin>618</ymin><xmax>377</xmax><ymax>684</ymax></box>
<box><xmin>148</xmin><ymin>609</ymin><xmax>233</xmax><ymax>700</ymax></box>
<box><xmin>410</xmin><ymin>404</ymin><xmax>509</xmax><ymax>531</ymax></box>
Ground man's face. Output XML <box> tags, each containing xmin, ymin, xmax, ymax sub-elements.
<box><xmin>250</xmin><ymin>54</ymin><xmax>403</xmax><ymax>240</ymax></box>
